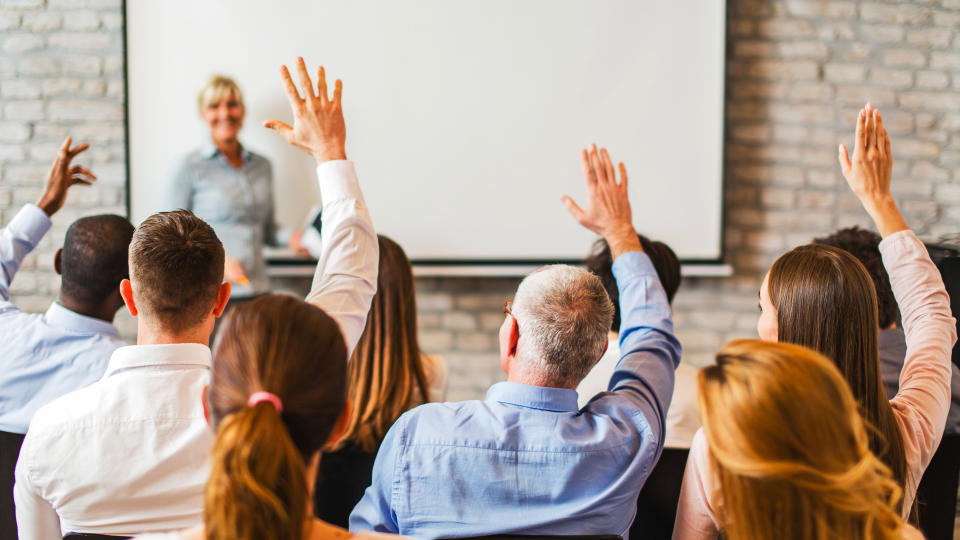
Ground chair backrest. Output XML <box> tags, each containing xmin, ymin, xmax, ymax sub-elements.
<box><xmin>63</xmin><ymin>534</ymin><xmax>132</xmax><ymax>540</ymax></box>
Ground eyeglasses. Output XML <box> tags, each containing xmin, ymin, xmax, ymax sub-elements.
<box><xmin>503</xmin><ymin>300</ymin><xmax>514</xmax><ymax>319</ymax></box>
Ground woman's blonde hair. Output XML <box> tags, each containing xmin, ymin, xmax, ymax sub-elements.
<box><xmin>698</xmin><ymin>339</ymin><xmax>905</xmax><ymax>540</ymax></box>
<box><xmin>197</xmin><ymin>75</ymin><xmax>244</xmax><ymax>113</ymax></box>
<box><xmin>332</xmin><ymin>235</ymin><xmax>431</xmax><ymax>453</ymax></box>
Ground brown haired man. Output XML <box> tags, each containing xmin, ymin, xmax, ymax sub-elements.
<box><xmin>14</xmin><ymin>58</ymin><xmax>377</xmax><ymax>539</ymax></box>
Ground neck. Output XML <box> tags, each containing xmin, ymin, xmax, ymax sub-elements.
<box><xmin>214</xmin><ymin>137</ymin><xmax>242</xmax><ymax>160</ymax></box>
<box><xmin>506</xmin><ymin>364</ymin><xmax>574</xmax><ymax>390</ymax></box>
<box><xmin>135</xmin><ymin>318</ymin><xmax>212</xmax><ymax>346</ymax></box>
<box><xmin>56</xmin><ymin>294</ymin><xmax>116</xmax><ymax>323</ymax></box>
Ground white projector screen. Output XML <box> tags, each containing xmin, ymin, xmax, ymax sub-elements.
<box><xmin>126</xmin><ymin>1</ymin><xmax>726</xmax><ymax>262</ymax></box>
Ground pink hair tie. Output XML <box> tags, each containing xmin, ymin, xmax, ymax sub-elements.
<box><xmin>247</xmin><ymin>391</ymin><xmax>283</xmax><ymax>413</ymax></box>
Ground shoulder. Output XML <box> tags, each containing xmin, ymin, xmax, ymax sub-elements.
<box><xmin>27</xmin><ymin>381</ymin><xmax>107</xmax><ymax>438</ymax></box>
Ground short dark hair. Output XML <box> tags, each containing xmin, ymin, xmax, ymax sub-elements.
<box><xmin>60</xmin><ymin>215</ymin><xmax>134</xmax><ymax>306</ymax></box>
<box><xmin>814</xmin><ymin>226</ymin><xmax>898</xmax><ymax>329</ymax></box>
<box><xmin>584</xmin><ymin>234</ymin><xmax>681</xmax><ymax>332</ymax></box>
<box><xmin>129</xmin><ymin>210</ymin><xmax>224</xmax><ymax>333</ymax></box>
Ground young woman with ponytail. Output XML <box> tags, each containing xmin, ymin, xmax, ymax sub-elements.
<box><xmin>690</xmin><ymin>340</ymin><xmax>922</xmax><ymax>540</ymax></box>
<box><xmin>137</xmin><ymin>295</ymin><xmax>399</xmax><ymax>540</ymax></box>
<box><xmin>674</xmin><ymin>106</ymin><xmax>956</xmax><ymax>538</ymax></box>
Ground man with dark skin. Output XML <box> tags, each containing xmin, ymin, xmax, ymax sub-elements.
<box><xmin>0</xmin><ymin>137</ymin><xmax>134</xmax><ymax>539</ymax></box>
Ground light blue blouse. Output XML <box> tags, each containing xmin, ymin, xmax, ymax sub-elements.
<box><xmin>164</xmin><ymin>142</ymin><xmax>277</xmax><ymax>296</ymax></box>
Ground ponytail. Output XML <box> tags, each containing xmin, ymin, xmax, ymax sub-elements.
<box><xmin>204</xmin><ymin>403</ymin><xmax>308</xmax><ymax>540</ymax></box>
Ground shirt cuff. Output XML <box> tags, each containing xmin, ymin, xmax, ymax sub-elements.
<box><xmin>878</xmin><ymin>229</ymin><xmax>923</xmax><ymax>259</ymax></box>
<box><xmin>316</xmin><ymin>160</ymin><xmax>361</xmax><ymax>206</ymax></box>
<box><xmin>611</xmin><ymin>250</ymin><xmax>656</xmax><ymax>283</ymax></box>
<box><xmin>9</xmin><ymin>204</ymin><xmax>52</xmax><ymax>246</ymax></box>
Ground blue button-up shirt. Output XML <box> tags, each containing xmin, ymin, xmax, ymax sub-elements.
<box><xmin>350</xmin><ymin>251</ymin><xmax>681</xmax><ymax>538</ymax></box>
<box><xmin>0</xmin><ymin>204</ymin><xmax>125</xmax><ymax>434</ymax></box>
<box><xmin>164</xmin><ymin>142</ymin><xmax>277</xmax><ymax>297</ymax></box>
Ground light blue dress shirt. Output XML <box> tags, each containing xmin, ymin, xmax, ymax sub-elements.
<box><xmin>0</xmin><ymin>204</ymin><xmax>125</xmax><ymax>434</ymax></box>
<box><xmin>164</xmin><ymin>142</ymin><xmax>277</xmax><ymax>296</ymax></box>
<box><xmin>350</xmin><ymin>251</ymin><xmax>681</xmax><ymax>539</ymax></box>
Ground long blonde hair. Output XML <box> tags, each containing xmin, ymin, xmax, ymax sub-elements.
<box><xmin>332</xmin><ymin>235</ymin><xmax>431</xmax><ymax>453</ymax></box>
<box><xmin>698</xmin><ymin>340</ymin><xmax>905</xmax><ymax>540</ymax></box>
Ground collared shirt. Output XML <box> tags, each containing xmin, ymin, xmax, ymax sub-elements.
<box><xmin>15</xmin><ymin>161</ymin><xmax>378</xmax><ymax>539</ymax></box>
<box><xmin>0</xmin><ymin>204</ymin><xmax>125</xmax><ymax>434</ymax></box>
<box><xmin>350</xmin><ymin>251</ymin><xmax>681</xmax><ymax>538</ymax></box>
<box><xmin>164</xmin><ymin>141</ymin><xmax>276</xmax><ymax>296</ymax></box>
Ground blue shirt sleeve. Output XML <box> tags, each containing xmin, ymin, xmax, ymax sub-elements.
<box><xmin>349</xmin><ymin>419</ymin><xmax>403</xmax><ymax>533</ymax></box>
<box><xmin>0</xmin><ymin>205</ymin><xmax>52</xmax><ymax>301</ymax></box>
<box><xmin>586</xmin><ymin>250</ymin><xmax>681</xmax><ymax>447</ymax></box>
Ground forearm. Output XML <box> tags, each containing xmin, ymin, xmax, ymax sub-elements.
<box><xmin>861</xmin><ymin>195</ymin><xmax>909</xmax><ymax>239</ymax></box>
<box><xmin>603</xmin><ymin>252</ymin><xmax>681</xmax><ymax>438</ymax></box>
<box><xmin>304</xmin><ymin>160</ymin><xmax>378</xmax><ymax>356</ymax></box>
<box><xmin>606</xmin><ymin>226</ymin><xmax>643</xmax><ymax>260</ymax></box>
<box><xmin>0</xmin><ymin>204</ymin><xmax>53</xmax><ymax>300</ymax></box>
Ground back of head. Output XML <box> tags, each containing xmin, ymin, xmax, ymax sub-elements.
<box><xmin>129</xmin><ymin>210</ymin><xmax>224</xmax><ymax>334</ymax></box>
<box><xmin>584</xmin><ymin>235</ymin><xmax>681</xmax><ymax>332</ymax></box>
<box><xmin>767</xmin><ymin>243</ymin><xmax>907</xmax><ymax>492</ymax></box>
<box><xmin>814</xmin><ymin>226</ymin><xmax>898</xmax><ymax>329</ymax></box>
<box><xmin>337</xmin><ymin>235</ymin><xmax>430</xmax><ymax>453</ymax></box>
<box><xmin>60</xmin><ymin>214</ymin><xmax>134</xmax><ymax>307</ymax></box>
<box><xmin>206</xmin><ymin>294</ymin><xmax>348</xmax><ymax>540</ymax></box>
<box><xmin>513</xmin><ymin>264</ymin><xmax>614</xmax><ymax>387</ymax></box>
<box><xmin>698</xmin><ymin>339</ymin><xmax>904</xmax><ymax>540</ymax></box>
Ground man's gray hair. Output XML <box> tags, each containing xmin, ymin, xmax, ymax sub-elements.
<box><xmin>512</xmin><ymin>264</ymin><xmax>615</xmax><ymax>387</ymax></box>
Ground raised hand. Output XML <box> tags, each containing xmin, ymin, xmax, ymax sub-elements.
<box><xmin>838</xmin><ymin>103</ymin><xmax>907</xmax><ymax>237</ymax></box>
<box><xmin>36</xmin><ymin>136</ymin><xmax>95</xmax><ymax>216</ymax></box>
<box><xmin>562</xmin><ymin>144</ymin><xmax>642</xmax><ymax>257</ymax></box>
<box><xmin>264</xmin><ymin>57</ymin><xmax>346</xmax><ymax>164</ymax></box>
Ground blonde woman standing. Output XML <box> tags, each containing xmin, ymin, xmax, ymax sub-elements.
<box><xmin>165</xmin><ymin>75</ymin><xmax>281</xmax><ymax>298</ymax></box>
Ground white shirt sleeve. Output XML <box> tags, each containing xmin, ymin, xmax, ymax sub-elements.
<box><xmin>0</xmin><ymin>204</ymin><xmax>52</xmax><ymax>301</ymax></box>
<box><xmin>304</xmin><ymin>160</ymin><xmax>378</xmax><ymax>358</ymax></box>
<box><xmin>14</xmin><ymin>433</ymin><xmax>63</xmax><ymax>540</ymax></box>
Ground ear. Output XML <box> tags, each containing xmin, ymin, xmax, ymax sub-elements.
<box><xmin>599</xmin><ymin>339</ymin><xmax>609</xmax><ymax>360</ymax></box>
<box><xmin>324</xmin><ymin>400</ymin><xmax>353</xmax><ymax>447</ymax></box>
<box><xmin>213</xmin><ymin>282</ymin><xmax>231</xmax><ymax>318</ymax></box>
<box><xmin>506</xmin><ymin>316</ymin><xmax>519</xmax><ymax>356</ymax></box>
<box><xmin>119</xmin><ymin>279</ymin><xmax>138</xmax><ymax>317</ymax></box>
<box><xmin>53</xmin><ymin>248</ymin><xmax>63</xmax><ymax>275</ymax></box>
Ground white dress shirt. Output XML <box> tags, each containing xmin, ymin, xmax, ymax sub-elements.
<box><xmin>14</xmin><ymin>160</ymin><xmax>378</xmax><ymax>539</ymax></box>
<box><xmin>0</xmin><ymin>204</ymin><xmax>125</xmax><ymax>435</ymax></box>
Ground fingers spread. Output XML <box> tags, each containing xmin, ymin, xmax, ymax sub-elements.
<box><xmin>70</xmin><ymin>165</ymin><xmax>96</xmax><ymax>180</ymax></box>
<box><xmin>618</xmin><ymin>162</ymin><xmax>628</xmax><ymax>189</ymax></box>
<box><xmin>838</xmin><ymin>144</ymin><xmax>852</xmax><ymax>174</ymax></box>
<box><xmin>317</xmin><ymin>65</ymin><xmax>328</xmax><ymax>104</ymax></box>
<box><xmin>561</xmin><ymin>195</ymin><xmax>586</xmax><ymax>222</ymax></box>
<box><xmin>279</xmin><ymin>65</ymin><xmax>303</xmax><ymax>108</ymax></box>
<box><xmin>581</xmin><ymin>149</ymin><xmax>597</xmax><ymax>187</ymax></box>
<box><xmin>67</xmin><ymin>142</ymin><xmax>90</xmax><ymax>159</ymax></box>
<box><xmin>333</xmin><ymin>79</ymin><xmax>343</xmax><ymax>105</ymax></box>
<box><xmin>295</xmin><ymin>57</ymin><xmax>315</xmax><ymax>99</ymax></box>
<box><xmin>59</xmin><ymin>136</ymin><xmax>72</xmax><ymax>158</ymax></box>
<box><xmin>600</xmin><ymin>148</ymin><xmax>616</xmax><ymax>185</ymax></box>
<box><xmin>589</xmin><ymin>144</ymin><xmax>605</xmax><ymax>184</ymax></box>
<box><xmin>263</xmin><ymin>119</ymin><xmax>294</xmax><ymax>141</ymax></box>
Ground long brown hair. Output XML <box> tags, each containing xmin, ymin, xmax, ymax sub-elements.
<box><xmin>333</xmin><ymin>235</ymin><xmax>431</xmax><ymax>453</ymax></box>
<box><xmin>205</xmin><ymin>294</ymin><xmax>348</xmax><ymax>540</ymax></box>
<box><xmin>699</xmin><ymin>340</ymin><xmax>905</xmax><ymax>540</ymax></box>
<box><xmin>767</xmin><ymin>244</ymin><xmax>908</xmax><ymax>499</ymax></box>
